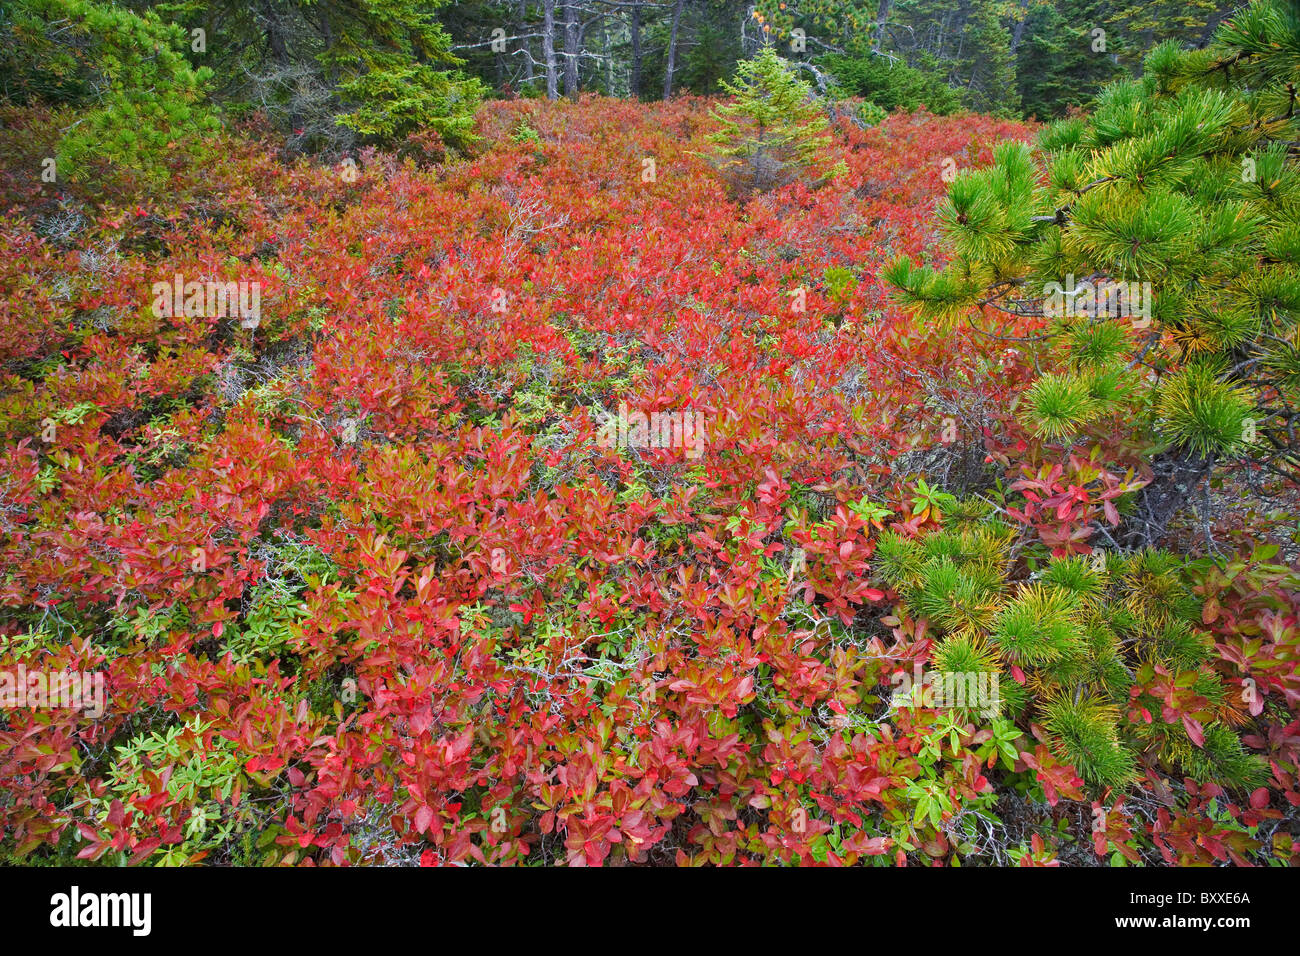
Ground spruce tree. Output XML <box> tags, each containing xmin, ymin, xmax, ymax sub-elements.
<box><xmin>707</xmin><ymin>46</ymin><xmax>845</xmax><ymax>196</ymax></box>
<box><xmin>1016</xmin><ymin>1</ymin><xmax>1126</xmax><ymax>119</ymax></box>
<box><xmin>962</xmin><ymin>4</ymin><xmax>1020</xmax><ymax>115</ymax></box>
<box><xmin>140</xmin><ymin>0</ymin><xmax>484</xmax><ymax>154</ymax></box>
<box><xmin>819</xmin><ymin>53</ymin><xmax>962</xmax><ymax>115</ymax></box>
<box><xmin>323</xmin><ymin>0</ymin><xmax>484</xmax><ymax>149</ymax></box>
<box><xmin>883</xmin><ymin>0</ymin><xmax>1023</xmax><ymax>115</ymax></box>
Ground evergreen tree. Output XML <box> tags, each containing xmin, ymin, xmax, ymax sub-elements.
<box><xmin>1108</xmin><ymin>0</ymin><xmax>1238</xmax><ymax>70</ymax></box>
<box><xmin>880</xmin><ymin>502</ymin><xmax>1265</xmax><ymax>791</ymax></box>
<box><xmin>881</xmin><ymin>0</ymin><xmax>1022</xmax><ymax>114</ymax></box>
<box><xmin>962</xmin><ymin>3</ymin><xmax>1020</xmax><ymax>115</ymax></box>
<box><xmin>145</xmin><ymin>0</ymin><xmax>483</xmax><ymax>154</ymax></box>
<box><xmin>1016</xmin><ymin>1</ymin><xmax>1125</xmax><ymax>118</ymax></box>
<box><xmin>818</xmin><ymin>52</ymin><xmax>962</xmax><ymax>114</ymax></box>
<box><xmin>707</xmin><ymin>45</ymin><xmax>845</xmax><ymax>196</ymax></box>
<box><xmin>1</xmin><ymin>0</ymin><xmax>217</xmax><ymax>181</ymax></box>
<box><xmin>675</xmin><ymin>4</ymin><xmax>745</xmax><ymax>95</ymax></box>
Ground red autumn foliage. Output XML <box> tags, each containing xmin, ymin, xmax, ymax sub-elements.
<box><xmin>0</xmin><ymin>96</ymin><xmax>1295</xmax><ymax>867</ymax></box>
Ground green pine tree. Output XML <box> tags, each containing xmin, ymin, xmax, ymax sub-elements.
<box><xmin>818</xmin><ymin>53</ymin><xmax>962</xmax><ymax>115</ymax></box>
<box><xmin>1108</xmin><ymin>0</ymin><xmax>1237</xmax><ymax>71</ymax></box>
<box><xmin>1</xmin><ymin>0</ymin><xmax>217</xmax><ymax>182</ymax></box>
<box><xmin>880</xmin><ymin>0</ymin><xmax>1023</xmax><ymax>115</ymax></box>
<box><xmin>885</xmin><ymin>504</ymin><xmax>1264</xmax><ymax>791</ymax></box>
<box><xmin>143</xmin><ymin>0</ymin><xmax>483</xmax><ymax>154</ymax></box>
<box><xmin>322</xmin><ymin>0</ymin><xmax>483</xmax><ymax>149</ymax></box>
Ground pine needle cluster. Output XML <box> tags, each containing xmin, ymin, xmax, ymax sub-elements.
<box><xmin>880</xmin><ymin>502</ymin><xmax>1265</xmax><ymax>791</ymax></box>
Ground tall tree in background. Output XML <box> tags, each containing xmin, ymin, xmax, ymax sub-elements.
<box><xmin>518</xmin><ymin>0</ymin><xmax>536</xmax><ymax>87</ymax></box>
<box><xmin>443</xmin><ymin>0</ymin><xmax>745</xmax><ymax>102</ymax></box>
<box><xmin>542</xmin><ymin>0</ymin><xmax>560</xmax><ymax>97</ymax></box>
<box><xmin>875</xmin><ymin>0</ymin><xmax>1022</xmax><ymax>113</ymax></box>
<box><xmin>671</xmin><ymin>4</ymin><xmax>742</xmax><ymax>95</ymax></box>
<box><xmin>962</xmin><ymin>2</ymin><xmax>1020</xmax><ymax>114</ymax></box>
<box><xmin>319</xmin><ymin>0</ymin><xmax>1253</xmax><ymax>113</ymax></box>
<box><xmin>1016</xmin><ymin>0</ymin><xmax>1125</xmax><ymax>118</ymax></box>
<box><xmin>663</xmin><ymin>0</ymin><xmax>686</xmax><ymax>98</ymax></box>
<box><xmin>630</xmin><ymin>0</ymin><xmax>644</xmax><ymax>96</ymax></box>
<box><xmin>1109</xmin><ymin>0</ymin><xmax>1238</xmax><ymax>69</ymax></box>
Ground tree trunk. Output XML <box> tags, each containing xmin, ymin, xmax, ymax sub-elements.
<box><xmin>1120</xmin><ymin>453</ymin><xmax>1215</xmax><ymax>550</ymax></box>
<box><xmin>630</xmin><ymin>1</ymin><xmax>642</xmax><ymax>98</ymax></box>
<box><xmin>518</xmin><ymin>0</ymin><xmax>535</xmax><ymax>86</ymax></box>
<box><xmin>1009</xmin><ymin>0</ymin><xmax>1030</xmax><ymax>55</ymax></box>
<box><xmin>663</xmin><ymin>0</ymin><xmax>685</xmax><ymax>100</ymax></box>
<box><xmin>563</xmin><ymin>0</ymin><xmax>580</xmax><ymax>100</ymax></box>
<box><xmin>602</xmin><ymin>18</ymin><xmax>613</xmax><ymax>93</ymax></box>
<box><xmin>542</xmin><ymin>0</ymin><xmax>558</xmax><ymax>99</ymax></box>
<box><xmin>873</xmin><ymin>0</ymin><xmax>893</xmax><ymax>51</ymax></box>
<box><xmin>262</xmin><ymin>0</ymin><xmax>290</xmax><ymax>68</ymax></box>
<box><xmin>262</xmin><ymin>0</ymin><xmax>301</xmax><ymax>146</ymax></box>
<box><xmin>317</xmin><ymin>6</ymin><xmax>338</xmax><ymax>84</ymax></box>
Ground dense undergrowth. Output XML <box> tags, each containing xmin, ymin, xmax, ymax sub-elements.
<box><xmin>1</xmin><ymin>93</ymin><xmax>1298</xmax><ymax>866</ymax></box>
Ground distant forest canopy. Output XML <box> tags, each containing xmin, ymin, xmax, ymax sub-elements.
<box><xmin>0</xmin><ymin>0</ymin><xmax>1245</xmax><ymax>171</ymax></box>
<box><xmin>442</xmin><ymin>0</ymin><xmax>1240</xmax><ymax>114</ymax></box>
